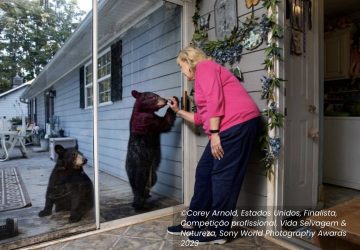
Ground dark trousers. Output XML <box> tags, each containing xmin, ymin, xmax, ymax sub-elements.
<box><xmin>187</xmin><ymin>117</ymin><xmax>260</xmax><ymax>234</ymax></box>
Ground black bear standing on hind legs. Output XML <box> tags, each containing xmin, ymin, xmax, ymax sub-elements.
<box><xmin>126</xmin><ymin>90</ymin><xmax>177</xmax><ymax>210</ymax></box>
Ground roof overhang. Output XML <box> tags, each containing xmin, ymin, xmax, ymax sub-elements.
<box><xmin>21</xmin><ymin>0</ymin><xmax>164</xmax><ymax>99</ymax></box>
<box><xmin>0</xmin><ymin>81</ymin><xmax>32</xmax><ymax>98</ymax></box>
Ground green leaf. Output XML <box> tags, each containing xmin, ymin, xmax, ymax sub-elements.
<box><xmin>263</xmin><ymin>58</ymin><xmax>274</xmax><ymax>69</ymax></box>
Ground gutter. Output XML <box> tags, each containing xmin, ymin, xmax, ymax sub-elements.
<box><xmin>21</xmin><ymin>0</ymin><xmax>163</xmax><ymax>100</ymax></box>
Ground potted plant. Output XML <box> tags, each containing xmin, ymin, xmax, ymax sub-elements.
<box><xmin>10</xmin><ymin>116</ymin><xmax>22</xmax><ymax>131</ymax></box>
<box><xmin>40</xmin><ymin>130</ymin><xmax>49</xmax><ymax>150</ymax></box>
<box><xmin>10</xmin><ymin>116</ymin><xmax>22</xmax><ymax>125</ymax></box>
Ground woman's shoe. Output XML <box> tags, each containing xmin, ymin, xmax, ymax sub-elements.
<box><xmin>167</xmin><ymin>224</ymin><xmax>199</xmax><ymax>236</ymax></box>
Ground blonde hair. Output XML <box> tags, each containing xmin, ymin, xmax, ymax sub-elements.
<box><xmin>176</xmin><ymin>46</ymin><xmax>212</xmax><ymax>73</ymax></box>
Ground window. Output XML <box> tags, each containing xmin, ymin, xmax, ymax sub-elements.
<box><xmin>79</xmin><ymin>40</ymin><xmax>122</xmax><ymax>109</ymax></box>
<box><xmin>85</xmin><ymin>50</ymin><xmax>111</xmax><ymax>107</ymax></box>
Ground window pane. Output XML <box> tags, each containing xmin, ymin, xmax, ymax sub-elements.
<box><xmin>86</xmin><ymin>51</ymin><xmax>111</xmax><ymax>107</ymax></box>
<box><xmin>99</xmin><ymin>79</ymin><xmax>110</xmax><ymax>103</ymax></box>
<box><xmin>86</xmin><ymin>65</ymin><xmax>93</xmax><ymax>85</ymax></box>
<box><xmin>87</xmin><ymin>87</ymin><xmax>93</xmax><ymax>106</ymax></box>
<box><xmin>98</xmin><ymin>51</ymin><xmax>111</xmax><ymax>79</ymax></box>
<box><xmin>86</xmin><ymin>50</ymin><xmax>111</xmax><ymax>84</ymax></box>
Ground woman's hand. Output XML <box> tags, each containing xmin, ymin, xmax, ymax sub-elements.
<box><xmin>167</xmin><ymin>97</ymin><xmax>180</xmax><ymax>113</ymax></box>
<box><xmin>210</xmin><ymin>133</ymin><xmax>224</xmax><ymax>160</ymax></box>
<box><xmin>167</xmin><ymin>97</ymin><xmax>196</xmax><ymax>124</ymax></box>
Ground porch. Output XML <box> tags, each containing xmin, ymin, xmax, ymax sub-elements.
<box><xmin>0</xmin><ymin>147</ymin><xmax>178</xmax><ymax>249</ymax></box>
<box><xmin>1</xmin><ymin>148</ymin><xmax>359</xmax><ymax>250</ymax></box>
<box><xmin>25</xmin><ymin>215</ymin><xmax>290</xmax><ymax>250</ymax></box>
<box><xmin>0</xmin><ymin>147</ymin><xmax>292</xmax><ymax>250</ymax></box>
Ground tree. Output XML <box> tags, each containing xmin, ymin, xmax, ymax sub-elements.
<box><xmin>0</xmin><ymin>0</ymin><xmax>85</xmax><ymax>93</ymax></box>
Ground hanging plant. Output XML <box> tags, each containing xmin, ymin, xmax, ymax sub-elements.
<box><xmin>260</xmin><ymin>0</ymin><xmax>284</xmax><ymax>178</ymax></box>
<box><xmin>191</xmin><ymin>0</ymin><xmax>284</xmax><ymax>178</ymax></box>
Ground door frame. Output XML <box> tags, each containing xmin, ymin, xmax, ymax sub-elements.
<box><xmin>178</xmin><ymin>0</ymin><xmax>196</xmax><ymax>206</ymax></box>
<box><xmin>317</xmin><ymin>0</ymin><xmax>325</xmax><ymax>207</ymax></box>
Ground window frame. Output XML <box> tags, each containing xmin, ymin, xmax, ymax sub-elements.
<box><xmin>84</xmin><ymin>48</ymin><xmax>112</xmax><ymax>109</ymax></box>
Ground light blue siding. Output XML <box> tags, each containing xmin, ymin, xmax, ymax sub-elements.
<box><xmin>34</xmin><ymin>5</ymin><xmax>182</xmax><ymax>201</ymax></box>
<box><xmin>122</xmin><ymin>6</ymin><xmax>182</xmax><ymax>200</ymax></box>
<box><xmin>37</xmin><ymin>94</ymin><xmax>45</xmax><ymax>128</ymax></box>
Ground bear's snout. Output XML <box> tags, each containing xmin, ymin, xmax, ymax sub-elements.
<box><xmin>157</xmin><ymin>97</ymin><xmax>167</xmax><ymax>107</ymax></box>
<box><xmin>74</xmin><ymin>154</ymin><xmax>87</xmax><ymax>168</ymax></box>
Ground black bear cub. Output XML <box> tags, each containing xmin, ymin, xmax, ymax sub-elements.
<box><xmin>126</xmin><ymin>90</ymin><xmax>177</xmax><ymax>210</ymax></box>
<box><xmin>39</xmin><ymin>145</ymin><xmax>94</xmax><ymax>223</ymax></box>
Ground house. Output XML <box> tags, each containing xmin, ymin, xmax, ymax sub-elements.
<box><xmin>21</xmin><ymin>0</ymin><xmax>183</xmax><ymax>201</ymax></box>
<box><xmin>20</xmin><ymin>0</ymin><xmax>360</xmax><ymax>248</ymax></box>
<box><xmin>21</xmin><ymin>0</ymin><xmax>269</xmax><ymax>225</ymax></box>
<box><xmin>0</xmin><ymin>80</ymin><xmax>31</xmax><ymax>130</ymax></box>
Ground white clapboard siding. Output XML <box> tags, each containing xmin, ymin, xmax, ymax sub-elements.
<box><xmin>34</xmin><ymin>5</ymin><xmax>182</xmax><ymax>201</ymax></box>
<box><xmin>195</xmin><ymin>0</ymin><xmax>269</xmax><ymax>212</ymax></box>
<box><xmin>0</xmin><ymin>86</ymin><xmax>29</xmax><ymax>123</ymax></box>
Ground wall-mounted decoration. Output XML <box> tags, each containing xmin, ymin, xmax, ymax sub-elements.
<box><xmin>287</xmin><ymin>0</ymin><xmax>308</xmax><ymax>56</ymax></box>
<box><xmin>45</xmin><ymin>89</ymin><xmax>56</xmax><ymax>98</ymax></box>
<box><xmin>290</xmin><ymin>29</ymin><xmax>303</xmax><ymax>55</ymax></box>
<box><xmin>214</xmin><ymin>0</ymin><xmax>237</xmax><ymax>40</ymax></box>
<box><xmin>245</xmin><ymin>0</ymin><xmax>260</xmax><ymax>9</ymax></box>
<box><xmin>199</xmin><ymin>13</ymin><xmax>211</xmax><ymax>31</ymax></box>
<box><xmin>287</xmin><ymin>0</ymin><xmax>312</xmax><ymax>30</ymax></box>
<box><xmin>192</xmin><ymin>0</ymin><xmax>285</xmax><ymax>177</ymax></box>
<box><xmin>243</xmin><ymin>30</ymin><xmax>263</xmax><ymax>50</ymax></box>
<box><xmin>290</xmin><ymin>0</ymin><xmax>304</xmax><ymax>31</ymax></box>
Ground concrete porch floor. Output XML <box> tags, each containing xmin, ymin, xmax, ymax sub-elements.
<box><xmin>25</xmin><ymin>212</ymin><xmax>291</xmax><ymax>250</ymax></box>
<box><xmin>0</xmin><ymin>147</ymin><xmax>292</xmax><ymax>250</ymax></box>
<box><xmin>0</xmin><ymin>147</ymin><xmax>179</xmax><ymax>249</ymax></box>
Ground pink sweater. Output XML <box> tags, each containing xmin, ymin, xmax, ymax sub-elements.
<box><xmin>193</xmin><ymin>60</ymin><xmax>260</xmax><ymax>135</ymax></box>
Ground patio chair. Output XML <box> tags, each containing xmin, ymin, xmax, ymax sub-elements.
<box><xmin>0</xmin><ymin>117</ymin><xmax>28</xmax><ymax>161</ymax></box>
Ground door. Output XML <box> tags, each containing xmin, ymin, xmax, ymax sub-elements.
<box><xmin>283</xmin><ymin>1</ymin><xmax>321</xmax><ymax>211</ymax></box>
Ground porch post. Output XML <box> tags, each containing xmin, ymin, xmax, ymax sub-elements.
<box><xmin>181</xmin><ymin>0</ymin><xmax>196</xmax><ymax>205</ymax></box>
<box><xmin>92</xmin><ymin>0</ymin><xmax>100</xmax><ymax>229</ymax></box>
<box><xmin>267</xmin><ymin>1</ymin><xmax>286</xmax><ymax>232</ymax></box>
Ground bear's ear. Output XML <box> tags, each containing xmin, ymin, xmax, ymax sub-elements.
<box><xmin>55</xmin><ymin>145</ymin><xmax>65</xmax><ymax>157</ymax></box>
<box><xmin>131</xmin><ymin>90</ymin><xmax>142</xmax><ymax>99</ymax></box>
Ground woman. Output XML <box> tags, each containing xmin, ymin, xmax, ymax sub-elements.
<box><xmin>167</xmin><ymin>46</ymin><xmax>261</xmax><ymax>245</ymax></box>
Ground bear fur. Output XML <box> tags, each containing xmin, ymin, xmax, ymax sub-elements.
<box><xmin>38</xmin><ymin>145</ymin><xmax>94</xmax><ymax>223</ymax></box>
<box><xmin>125</xmin><ymin>90</ymin><xmax>176</xmax><ymax>210</ymax></box>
